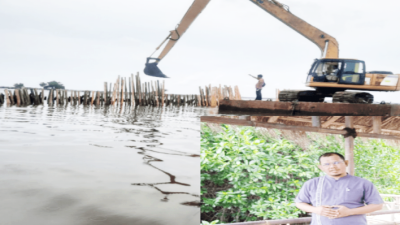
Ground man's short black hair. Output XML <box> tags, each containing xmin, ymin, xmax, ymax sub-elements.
<box><xmin>257</xmin><ymin>74</ymin><xmax>263</xmax><ymax>78</ymax></box>
<box><xmin>318</xmin><ymin>152</ymin><xmax>345</xmax><ymax>164</ymax></box>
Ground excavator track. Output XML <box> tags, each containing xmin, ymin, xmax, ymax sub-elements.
<box><xmin>279</xmin><ymin>90</ymin><xmax>325</xmax><ymax>102</ymax></box>
<box><xmin>332</xmin><ymin>92</ymin><xmax>374</xmax><ymax>104</ymax></box>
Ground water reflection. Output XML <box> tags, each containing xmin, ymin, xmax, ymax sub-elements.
<box><xmin>0</xmin><ymin>103</ymin><xmax>206</xmax><ymax>225</ymax></box>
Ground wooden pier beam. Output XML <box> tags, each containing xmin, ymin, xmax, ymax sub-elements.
<box><xmin>218</xmin><ymin>100</ymin><xmax>400</xmax><ymax>116</ymax></box>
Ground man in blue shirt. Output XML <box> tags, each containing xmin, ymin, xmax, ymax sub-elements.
<box><xmin>295</xmin><ymin>152</ymin><xmax>384</xmax><ymax>225</ymax></box>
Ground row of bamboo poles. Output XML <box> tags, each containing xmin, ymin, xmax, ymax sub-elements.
<box><xmin>0</xmin><ymin>88</ymin><xmax>44</xmax><ymax>106</ymax></box>
<box><xmin>0</xmin><ymin>73</ymin><xmax>241</xmax><ymax>107</ymax></box>
<box><xmin>199</xmin><ymin>85</ymin><xmax>241</xmax><ymax>107</ymax></box>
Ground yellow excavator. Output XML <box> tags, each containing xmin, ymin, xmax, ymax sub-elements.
<box><xmin>144</xmin><ymin>0</ymin><xmax>400</xmax><ymax>103</ymax></box>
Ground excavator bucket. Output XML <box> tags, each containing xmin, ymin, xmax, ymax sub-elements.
<box><xmin>144</xmin><ymin>58</ymin><xmax>168</xmax><ymax>78</ymax></box>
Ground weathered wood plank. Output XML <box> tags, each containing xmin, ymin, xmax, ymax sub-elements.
<box><xmin>219</xmin><ymin>100</ymin><xmax>400</xmax><ymax>116</ymax></box>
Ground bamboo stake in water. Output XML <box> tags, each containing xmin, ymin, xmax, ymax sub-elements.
<box><xmin>162</xmin><ymin>81</ymin><xmax>165</xmax><ymax>106</ymax></box>
<box><xmin>136</xmin><ymin>73</ymin><xmax>141</xmax><ymax>106</ymax></box>
<box><xmin>41</xmin><ymin>89</ymin><xmax>44</xmax><ymax>104</ymax></box>
<box><xmin>128</xmin><ymin>77</ymin><xmax>132</xmax><ymax>105</ymax></box>
<box><xmin>96</xmin><ymin>91</ymin><xmax>100</xmax><ymax>106</ymax></box>
<box><xmin>15</xmin><ymin>89</ymin><xmax>21</xmax><ymax>106</ymax></box>
<box><xmin>111</xmin><ymin>81</ymin><xmax>116</xmax><ymax>106</ymax></box>
<box><xmin>131</xmin><ymin>74</ymin><xmax>136</xmax><ymax>106</ymax></box>
<box><xmin>104</xmin><ymin>82</ymin><xmax>107</xmax><ymax>105</ymax></box>
<box><xmin>124</xmin><ymin>77</ymin><xmax>128</xmax><ymax>105</ymax></box>
<box><xmin>33</xmin><ymin>89</ymin><xmax>39</xmax><ymax>105</ymax></box>
<box><xmin>56</xmin><ymin>89</ymin><xmax>59</xmax><ymax>105</ymax></box>
<box><xmin>120</xmin><ymin>78</ymin><xmax>124</xmax><ymax>106</ymax></box>
<box><xmin>20</xmin><ymin>89</ymin><xmax>26</xmax><ymax>105</ymax></box>
<box><xmin>4</xmin><ymin>89</ymin><xmax>10</xmax><ymax>105</ymax></box>
<box><xmin>155</xmin><ymin>82</ymin><xmax>159</xmax><ymax>107</ymax></box>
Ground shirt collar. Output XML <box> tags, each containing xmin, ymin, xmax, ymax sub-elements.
<box><xmin>325</xmin><ymin>173</ymin><xmax>350</xmax><ymax>181</ymax></box>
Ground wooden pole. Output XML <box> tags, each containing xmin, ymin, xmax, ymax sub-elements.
<box><xmin>62</xmin><ymin>90</ymin><xmax>66</xmax><ymax>105</ymax></box>
<box><xmin>235</xmin><ymin>86</ymin><xmax>241</xmax><ymax>100</ymax></box>
<box><xmin>128</xmin><ymin>77</ymin><xmax>132</xmax><ymax>105</ymax></box>
<box><xmin>4</xmin><ymin>89</ymin><xmax>10</xmax><ymax>104</ymax></box>
<box><xmin>311</xmin><ymin>116</ymin><xmax>321</xmax><ymax>128</ymax></box>
<box><xmin>15</xmin><ymin>89</ymin><xmax>21</xmax><ymax>105</ymax></box>
<box><xmin>20</xmin><ymin>89</ymin><xmax>26</xmax><ymax>105</ymax></box>
<box><xmin>218</xmin><ymin>84</ymin><xmax>222</xmax><ymax>102</ymax></box>
<box><xmin>210</xmin><ymin>87</ymin><xmax>217</xmax><ymax>107</ymax></box>
<box><xmin>96</xmin><ymin>91</ymin><xmax>100</xmax><ymax>106</ymax></box>
<box><xmin>104</xmin><ymin>82</ymin><xmax>107</xmax><ymax>105</ymax></box>
<box><xmin>116</xmin><ymin>76</ymin><xmax>120</xmax><ymax>105</ymax></box>
<box><xmin>83</xmin><ymin>91</ymin><xmax>87</xmax><ymax>106</ymax></box>
<box><xmin>111</xmin><ymin>82</ymin><xmax>117</xmax><ymax>106</ymax></box>
<box><xmin>9</xmin><ymin>89</ymin><xmax>15</xmax><ymax>105</ymax></box>
<box><xmin>276</xmin><ymin>89</ymin><xmax>280</xmax><ymax>101</ymax></box>
<box><xmin>33</xmin><ymin>89</ymin><xmax>39</xmax><ymax>105</ymax></box>
<box><xmin>372</xmin><ymin>116</ymin><xmax>382</xmax><ymax>134</ymax></box>
<box><xmin>143</xmin><ymin>83</ymin><xmax>147</xmax><ymax>106</ymax></box>
<box><xmin>109</xmin><ymin>83</ymin><xmax>112</xmax><ymax>105</ymax></box>
<box><xmin>205</xmin><ymin>86</ymin><xmax>210</xmax><ymax>106</ymax></box>
<box><xmin>199</xmin><ymin>90</ymin><xmax>202</xmax><ymax>106</ymax></box>
<box><xmin>131</xmin><ymin>74</ymin><xmax>136</xmax><ymax>106</ymax></box>
<box><xmin>345</xmin><ymin>116</ymin><xmax>355</xmax><ymax>176</ymax></box>
<box><xmin>120</xmin><ymin>78</ymin><xmax>125</xmax><ymax>106</ymax></box>
<box><xmin>47</xmin><ymin>89</ymin><xmax>51</xmax><ymax>105</ymax></box>
<box><xmin>41</xmin><ymin>89</ymin><xmax>44</xmax><ymax>104</ymax></box>
<box><xmin>21</xmin><ymin>88</ymin><xmax>26</xmax><ymax>105</ymax></box>
<box><xmin>155</xmin><ymin>82</ymin><xmax>159</xmax><ymax>106</ymax></box>
<box><xmin>49</xmin><ymin>90</ymin><xmax>53</xmax><ymax>105</ymax></box>
<box><xmin>90</xmin><ymin>91</ymin><xmax>95</xmax><ymax>105</ymax></box>
<box><xmin>137</xmin><ymin>73</ymin><xmax>141</xmax><ymax>106</ymax></box>
<box><xmin>199</xmin><ymin>87</ymin><xmax>203</xmax><ymax>106</ymax></box>
<box><xmin>124</xmin><ymin>77</ymin><xmax>128</xmax><ymax>105</ymax></box>
<box><xmin>162</xmin><ymin>80</ymin><xmax>165</xmax><ymax>106</ymax></box>
<box><xmin>56</xmin><ymin>89</ymin><xmax>59</xmax><ymax>105</ymax></box>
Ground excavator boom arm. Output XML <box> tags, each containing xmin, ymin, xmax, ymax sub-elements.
<box><xmin>145</xmin><ymin>0</ymin><xmax>339</xmax><ymax>78</ymax></box>
<box><xmin>157</xmin><ymin>0</ymin><xmax>211</xmax><ymax>61</ymax></box>
<box><xmin>249</xmin><ymin>0</ymin><xmax>338</xmax><ymax>58</ymax></box>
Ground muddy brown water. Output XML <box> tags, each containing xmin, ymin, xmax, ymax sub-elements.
<box><xmin>0</xmin><ymin>103</ymin><xmax>215</xmax><ymax>225</ymax></box>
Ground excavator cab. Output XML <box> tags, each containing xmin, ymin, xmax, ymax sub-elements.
<box><xmin>144</xmin><ymin>57</ymin><xmax>169</xmax><ymax>78</ymax></box>
<box><xmin>307</xmin><ymin>59</ymin><xmax>366</xmax><ymax>85</ymax></box>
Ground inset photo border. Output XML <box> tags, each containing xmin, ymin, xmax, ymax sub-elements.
<box><xmin>200</xmin><ymin>116</ymin><xmax>400</xmax><ymax>225</ymax></box>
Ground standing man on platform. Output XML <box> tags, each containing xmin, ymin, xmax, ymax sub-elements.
<box><xmin>295</xmin><ymin>152</ymin><xmax>384</xmax><ymax>225</ymax></box>
<box><xmin>249</xmin><ymin>74</ymin><xmax>265</xmax><ymax>100</ymax></box>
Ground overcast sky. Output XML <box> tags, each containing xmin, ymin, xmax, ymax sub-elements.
<box><xmin>2</xmin><ymin>0</ymin><xmax>400</xmax><ymax>103</ymax></box>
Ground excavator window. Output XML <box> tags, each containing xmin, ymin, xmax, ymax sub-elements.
<box><xmin>341</xmin><ymin>62</ymin><xmax>365</xmax><ymax>83</ymax></box>
<box><xmin>313</xmin><ymin>62</ymin><xmax>341</xmax><ymax>77</ymax></box>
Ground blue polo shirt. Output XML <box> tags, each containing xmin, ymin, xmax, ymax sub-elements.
<box><xmin>295</xmin><ymin>174</ymin><xmax>384</xmax><ymax>225</ymax></box>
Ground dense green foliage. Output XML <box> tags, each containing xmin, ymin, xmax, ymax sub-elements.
<box><xmin>39</xmin><ymin>82</ymin><xmax>47</xmax><ymax>87</ymax></box>
<box><xmin>42</xmin><ymin>81</ymin><xmax>65</xmax><ymax>89</ymax></box>
<box><xmin>14</xmin><ymin>83</ymin><xmax>24</xmax><ymax>88</ymax></box>
<box><xmin>201</xmin><ymin>124</ymin><xmax>400</xmax><ymax>224</ymax></box>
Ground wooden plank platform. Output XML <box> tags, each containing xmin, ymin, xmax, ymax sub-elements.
<box><xmin>218</xmin><ymin>100</ymin><xmax>400</xmax><ymax>116</ymax></box>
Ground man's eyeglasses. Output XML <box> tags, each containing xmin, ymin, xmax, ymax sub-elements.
<box><xmin>321</xmin><ymin>161</ymin><xmax>344</xmax><ymax>167</ymax></box>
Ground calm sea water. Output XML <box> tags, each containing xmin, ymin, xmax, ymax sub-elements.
<box><xmin>0</xmin><ymin>101</ymin><xmax>216</xmax><ymax>225</ymax></box>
